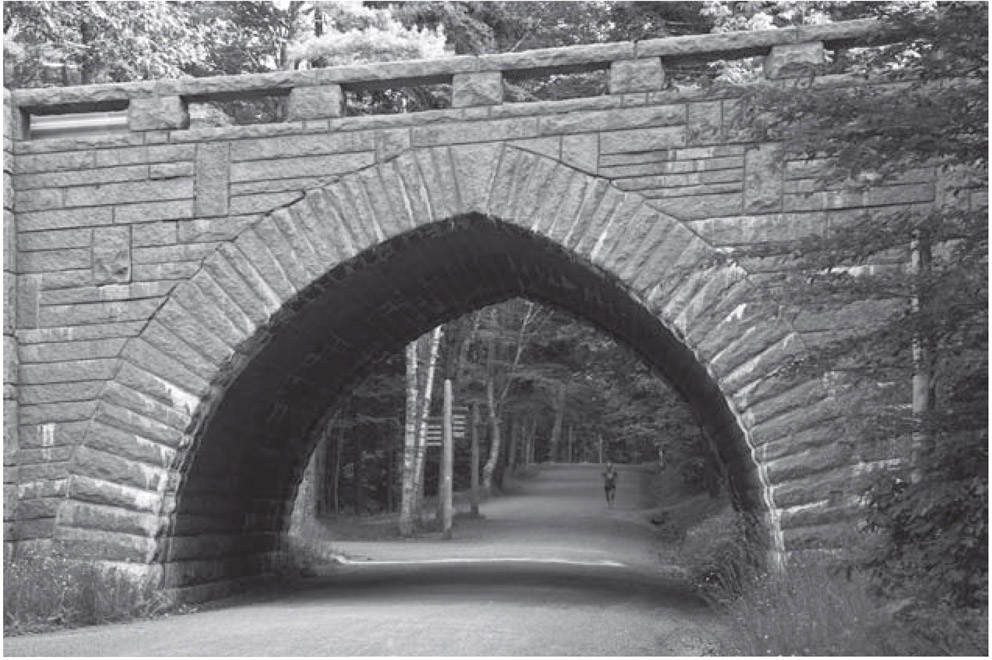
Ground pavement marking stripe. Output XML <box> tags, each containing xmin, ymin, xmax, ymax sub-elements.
<box><xmin>334</xmin><ymin>556</ymin><xmax>627</xmax><ymax>568</ymax></box>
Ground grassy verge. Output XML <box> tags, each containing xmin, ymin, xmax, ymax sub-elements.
<box><xmin>4</xmin><ymin>553</ymin><xmax>176</xmax><ymax>636</ymax></box>
<box><xmin>667</xmin><ymin>501</ymin><xmax>987</xmax><ymax>655</ymax></box>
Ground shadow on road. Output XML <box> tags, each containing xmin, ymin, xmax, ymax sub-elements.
<box><xmin>268</xmin><ymin>561</ymin><xmax>706</xmax><ymax>612</ymax></box>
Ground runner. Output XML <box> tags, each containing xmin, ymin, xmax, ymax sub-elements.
<box><xmin>602</xmin><ymin>462</ymin><xmax>618</xmax><ymax>509</ymax></box>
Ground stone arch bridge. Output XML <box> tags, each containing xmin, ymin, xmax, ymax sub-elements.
<box><xmin>4</xmin><ymin>21</ymin><xmax>938</xmax><ymax>600</ymax></box>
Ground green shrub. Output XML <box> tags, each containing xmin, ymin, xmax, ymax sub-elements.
<box><xmin>677</xmin><ymin>506</ymin><xmax>763</xmax><ymax>604</ymax></box>
<box><xmin>716</xmin><ymin>558</ymin><xmax>986</xmax><ymax>656</ymax></box>
<box><xmin>4</xmin><ymin>553</ymin><xmax>170</xmax><ymax>635</ymax></box>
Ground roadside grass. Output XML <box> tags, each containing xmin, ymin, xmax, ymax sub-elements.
<box><xmin>4</xmin><ymin>553</ymin><xmax>173</xmax><ymax>636</ymax></box>
<box><xmin>670</xmin><ymin>502</ymin><xmax>988</xmax><ymax>655</ymax></box>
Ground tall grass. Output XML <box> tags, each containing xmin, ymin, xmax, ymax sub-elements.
<box><xmin>4</xmin><ymin>553</ymin><xmax>171</xmax><ymax>635</ymax></box>
<box><xmin>676</xmin><ymin>509</ymin><xmax>988</xmax><ymax>655</ymax></box>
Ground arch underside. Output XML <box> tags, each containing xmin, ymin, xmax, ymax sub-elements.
<box><xmin>159</xmin><ymin>216</ymin><xmax>757</xmax><ymax>589</ymax></box>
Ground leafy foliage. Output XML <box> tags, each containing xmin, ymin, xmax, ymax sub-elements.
<box><xmin>732</xmin><ymin>1</ymin><xmax>987</xmax><ymax>608</ymax></box>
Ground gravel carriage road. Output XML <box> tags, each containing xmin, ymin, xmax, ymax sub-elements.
<box><xmin>5</xmin><ymin>464</ymin><xmax>724</xmax><ymax>656</ymax></box>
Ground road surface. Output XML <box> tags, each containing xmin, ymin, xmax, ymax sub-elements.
<box><xmin>4</xmin><ymin>464</ymin><xmax>724</xmax><ymax>656</ymax></box>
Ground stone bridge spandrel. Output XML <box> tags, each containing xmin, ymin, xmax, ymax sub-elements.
<box><xmin>4</xmin><ymin>20</ymin><xmax>933</xmax><ymax>597</ymax></box>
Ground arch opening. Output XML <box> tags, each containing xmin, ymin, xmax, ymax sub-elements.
<box><xmin>156</xmin><ymin>214</ymin><xmax>764</xmax><ymax>593</ymax></box>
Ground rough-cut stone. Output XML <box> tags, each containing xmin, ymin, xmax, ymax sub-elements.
<box><xmin>127</xmin><ymin>96</ymin><xmax>190</xmax><ymax>131</ymax></box>
<box><xmin>195</xmin><ymin>143</ymin><xmax>230</xmax><ymax>218</ymax></box>
<box><xmin>764</xmin><ymin>42</ymin><xmax>825</xmax><ymax>80</ymax></box>
<box><xmin>609</xmin><ymin>58</ymin><xmax>665</xmax><ymax>94</ymax></box>
<box><xmin>92</xmin><ymin>226</ymin><xmax>131</xmax><ymax>285</ymax></box>
<box><xmin>452</xmin><ymin>72</ymin><xmax>503</xmax><ymax>108</ymax></box>
<box><xmin>287</xmin><ymin>85</ymin><xmax>345</xmax><ymax>121</ymax></box>
<box><xmin>4</xmin><ymin>32</ymin><xmax>958</xmax><ymax>592</ymax></box>
<box><xmin>743</xmin><ymin>144</ymin><xmax>784</xmax><ymax>214</ymax></box>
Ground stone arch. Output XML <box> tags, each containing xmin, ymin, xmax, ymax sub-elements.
<box><xmin>56</xmin><ymin>144</ymin><xmax>842</xmax><ymax>595</ymax></box>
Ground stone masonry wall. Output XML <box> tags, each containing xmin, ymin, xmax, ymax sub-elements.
<box><xmin>5</xmin><ymin>28</ymin><xmax>961</xmax><ymax>582</ymax></box>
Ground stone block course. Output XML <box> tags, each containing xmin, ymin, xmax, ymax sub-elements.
<box><xmin>411</xmin><ymin>117</ymin><xmax>539</xmax><ymax>147</ymax></box>
<box><xmin>18</xmin><ymin>247</ymin><xmax>92</xmax><ymax>274</ymax></box>
<box><xmin>38</xmin><ymin>298</ymin><xmax>161</xmax><ymax>327</ymax></box>
<box><xmin>16</xmin><ymin>164</ymin><xmax>149</xmax><ymax>191</ymax></box>
<box><xmin>113</xmin><ymin>199</ymin><xmax>194</xmax><ymax>225</ymax></box>
<box><xmin>178</xmin><ymin>215</ymin><xmax>257</xmax><ymax>244</ymax></box>
<box><xmin>132</xmin><ymin>222</ymin><xmax>178</xmax><ymax>247</ymax></box>
<box><xmin>539</xmin><ymin>104</ymin><xmax>684</xmax><ymax>136</ymax></box>
<box><xmin>19</xmin><ymin>206</ymin><xmax>113</xmax><ymax>232</ymax></box>
<box><xmin>64</xmin><ymin>178</ymin><xmax>193</xmax><ymax>208</ymax></box>
<box><xmin>600</xmin><ymin>125</ymin><xmax>685</xmax><ymax>154</ymax></box>
<box><xmin>18</xmin><ymin>227</ymin><xmax>93</xmax><ymax>252</ymax></box>
<box><xmin>15</xmin><ymin>188</ymin><xmax>64</xmax><ymax>212</ymax></box>
<box><xmin>132</xmin><ymin>262</ymin><xmax>202</xmax><ymax>282</ymax></box>
<box><xmin>20</xmin><ymin>401</ymin><xmax>98</xmax><ymax>425</ymax></box>
<box><xmin>229</xmin><ymin>191</ymin><xmax>304</xmax><ymax>215</ymax></box>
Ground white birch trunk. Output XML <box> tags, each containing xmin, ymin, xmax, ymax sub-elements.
<box><xmin>399</xmin><ymin>340</ymin><xmax>420</xmax><ymax>536</ymax></box>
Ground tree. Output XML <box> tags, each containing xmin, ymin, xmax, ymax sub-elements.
<box><xmin>3</xmin><ymin>1</ymin><xmax>207</xmax><ymax>87</ymax></box>
<box><xmin>733</xmin><ymin>2</ymin><xmax>987</xmax><ymax>607</ymax></box>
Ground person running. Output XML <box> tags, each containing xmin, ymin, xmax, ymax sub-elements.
<box><xmin>602</xmin><ymin>462</ymin><xmax>618</xmax><ymax>509</ymax></box>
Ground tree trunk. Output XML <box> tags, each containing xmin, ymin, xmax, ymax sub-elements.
<box><xmin>482</xmin><ymin>377</ymin><xmax>502</xmax><ymax>493</ymax></box>
<box><xmin>548</xmin><ymin>383</ymin><xmax>567</xmax><ymax>462</ymax></box>
<box><xmin>470</xmin><ymin>401</ymin><xmax>480</xmax><ymax>517</ymax></box>
<box><xmin>507</xmin><ymin>415</ymin><xmax>519</xmax><ymax>473</ymax></box>
<box><xmin>399</xmin><ymin>340</ymin><xmax>420</xmax><ymax>536</ymax></box>
<box><xmin>333</xmin><ymin>416</ymin><xmax>344</xmax><ymax>514</ymax></box>
<box><xmin>910</xmin><ymin>232</ymin><xmax>935</xmax><ymax>483</ymax></box>
<box><xmin>411</xmin><ymin>327</ymin><xmax>443</xmax><ymax>518</ymax></box>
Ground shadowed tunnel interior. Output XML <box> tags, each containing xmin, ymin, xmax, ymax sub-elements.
<box><xmin>160</xmin><ymin>214</ymin><xmax>760</xmax><ymax>588</ymax></box>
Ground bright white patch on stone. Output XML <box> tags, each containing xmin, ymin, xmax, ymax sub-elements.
<box><xmin>41</xmin><ymin>423</ymin><xmax>55</xmax><ymax>447</ymax></box>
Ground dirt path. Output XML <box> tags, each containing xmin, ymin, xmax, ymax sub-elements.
<box><xmin>4</xmin><ymin>464</ymin><xmax>724</xmax><ymax>656</ymax></box>
<box><xmin>331</xmin><ymin>463</ymin><xmax>677</xmax><ymax>573</ymax></box>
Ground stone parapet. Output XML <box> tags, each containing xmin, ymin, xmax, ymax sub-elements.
<box><xmin>11</xmin><ymin>19</ymin><xmax>893</xmax><ymax>117</ymax></box>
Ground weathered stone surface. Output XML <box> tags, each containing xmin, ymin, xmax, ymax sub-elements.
<box><xmin>65</xmin><ymin>178</ymin><xmax>193</xmax><ymax>208</ymax></box>
<box><xmin>561</xmin><ymin>133</ymin><xmax>598</xmax><ymax>174</ymax></box>
<box><xmin>452</xmin><ymin>72</ymin><xmax>503</xmax><ymax>108</ymax></box>
<box><xmin>287</xmin><ymin>85</ymin><xmax>345</xmax><ymax>120</ymax></box>
<box><xmin>599</xmin><ymin>125</ymin><xmax>685</xmax><ymax>154</ymax></box>
<box><xmin>764</xmin><ymin>42</ymin><xmax>825</xmax><ymax>80</ymax></box>
<box><xmin>194</xmin><ymin>143</ymin><xmax>230</xmax><ymax>218</ymax></box>
<box><xmin>127</xmin><ymin>96</ymin><xmax>190</xmax><ymax>131</ymax></box>
<box><xmin>92</xmin><ymin>226</ymin><xmax>131</xmax><ymax>285</ymax></box>
<box><xmin>686</xmin><ymin>101</ymin><xmax>722</xmax><ymax>145</ymax></box>
<box><xmin>609</xmin><ymin>58</ymin><xmax>665</xmax><ymax>94</ymax></box>
<box><xmin>743</xmin><ymin>144</ymin><xmax>784</xmax><ymax>214</ymax></box>
<box><xmin>411</xmin><ymin>117</ymin><xmax>539</xmax><ymax>147</ymax></box>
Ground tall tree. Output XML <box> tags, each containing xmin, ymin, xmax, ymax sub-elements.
<box><xmin>733</xmin><ymin>2</ymin><xmax>987</xmax><ymax>607</ymax></box>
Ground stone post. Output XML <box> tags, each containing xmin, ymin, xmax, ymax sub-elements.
<box><xmin>452</xmin><ymin>72</ymin><xmax>503</xmax><ymax>108</ymax></box>
<box><xmin>287</xmin><ymin>85</ymin><xmax>346</xmax><ymax>121</ymax></box>
<box><xmin>3</xmin><ymin>89</ymin><xmax>19</xmax><ymax>554</ymax></box>
<box><xmin>127</xmin><ymin>96</ymin><xmax>190</xmax><ymax>131</ymax></box>
<box><xmin>609</xmin><ymin>57</ymin><xmax>665</xmax><ymax>94</ymax></box>
<box><xmin>764</xmin><ymin>42</ymin><xmax>825</xmax><ymax>79</ymax></box>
